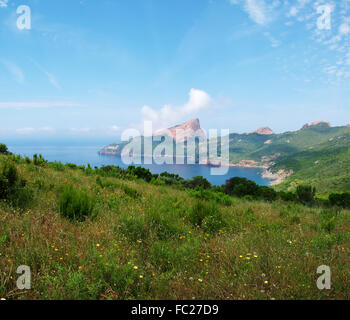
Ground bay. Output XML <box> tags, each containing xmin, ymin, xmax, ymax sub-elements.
<box><xmin>8</xmin><ymin>145</ymin><xmax>271</xmax><ymax>186</ymax></box>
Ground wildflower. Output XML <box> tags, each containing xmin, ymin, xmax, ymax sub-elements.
<box><xmin>0</xmin><ymin>298</ymin><xmax>6</xmax><ymax>300</ymax></box>
<box><xmin>96</xmin><ymin>244</ymin><xmax>100</xmax><ymax>247</ymax></box>
<box><xmin>198</xmin><ymin>279</ymin><xmax>203</xmax><ymax>283</ymax></box>
<box><xmin>264</xmin><ymin>281</ymin><xmax>269</xmax><ymax>284</ymax></box>
<box><xmin>133</xmin><ymin>266</ymin><xmax>138</xmax><ymax>270</ymax></box>
<box><xmin>139</xmin><ymin>275</ymin><xmax>143</xmax><ymax>279</ymax></box>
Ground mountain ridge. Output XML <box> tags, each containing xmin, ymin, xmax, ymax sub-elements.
<box><xmin>99</xmin><ymin>119</ymin><xmax>350</xmax><ymax>193</ymax></box>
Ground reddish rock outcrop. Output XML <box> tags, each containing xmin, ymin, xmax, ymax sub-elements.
<box><xmin>154</xmin><ymin>118</ymin><xmax>205</xmax><ymax>143</ymax></box>
<box><xmin>247</xmin><ymin>127</ymin><xmax>274</xmax><ymax>135</ymax></box>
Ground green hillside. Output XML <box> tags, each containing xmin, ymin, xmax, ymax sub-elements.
<box><xmin>1</xmin><ymin>150</ymin><xmax>350</xmax><ymax>300</ymax></box>
<box><xmin>100</xmin><ymin>122</ymin><xmax>350</xmax><ymax>193</ymax></box>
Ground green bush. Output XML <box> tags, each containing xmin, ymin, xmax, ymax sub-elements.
<box><xmin>278</xmin><ymin>191</ymin><xmax>297</xmax><ymax>202</ymax></box>
<box><xmin>0</xmin><ymin>160</ymin><xmax>32</xmax><ymax>207</ymax></box>
<box><xmin>0</xmin><ymin>143</ymin><xmax>9</xmax><ymax>155</ymax></box>
<box><xmin>320</xmin><ymin>209</ymin><xmax>338</xmax><ymax>233</ymax></box>
<box><xmin>122</xmin><ymin>185</ymin><xmax>141</xmax><ymax>199</ymax></box>
<box><xmin>225</xmin><ymin>177</ymin><xmax>259</xmax><ymax>198</ymax></box>
<box><xmin>296</xmin><ymin>185</ymin><xmax>316</xmax><ymax>204</ymax></box>
<box><xmin>33</xmin><ymin>154</ymin><xmax>47</xmax><ymax>166</ymax></box>
<box><xmin>187</xmin><ymin>200</ymin><xmax>224</xmax><ymax>233</ymax></box>
<box><xmin>329</xmin><ymin>193</ymin><xmax>350</xmax><ymax>209</ymax></box>
<box><xmin>259</xmin><ymin>186</ymin><xmax>277</xmax><ymax>201</ymax></box>
<box><xmin>59</xmin><ymin>186</ymin><xmax>96</xmax><ymax>222</ymax></box>
<box><xmin>49</xmin><ymin>161</ymin><xmax>65</xmax><ymax>171</ymax></box>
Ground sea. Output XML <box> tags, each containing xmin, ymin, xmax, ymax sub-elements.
<box><xmin>7</xmin><ymin>145</ymin><xmax>270</xmax><ymax>187</ymax></box>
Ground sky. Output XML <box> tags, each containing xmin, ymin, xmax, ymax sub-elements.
<box><xmin>1</xmin><ymin>0</ymin><xmax>350</xmax><ymax>145</ymax></box>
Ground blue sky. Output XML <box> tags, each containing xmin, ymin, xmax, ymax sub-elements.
<box><xmin>1</xmin><ymin>0</ymin><xmax>350</xmax><ymax>144</ymax></box>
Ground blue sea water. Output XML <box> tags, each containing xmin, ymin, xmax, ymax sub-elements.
<box><xmin>8</xmin><ymin>145</ymin><xmax>270</xmax><ymax>187</ymax></box>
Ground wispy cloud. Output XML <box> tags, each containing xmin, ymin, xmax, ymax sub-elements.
<box><xmin>31</xmin><ymin>60</ymin><xmax>61</xmax><ymax>90</ymax></box>
<box><xmin>15</xmin><ymin>126</ymin><xmax>56</xmax><ymax>135</ymax></box>
<box><xmin>0</xmin><ymin>0</ymin><xmax>8</xmax><ymax>8</ymax></box>
<box><xmin>141</xmin><ymin>88</ymin><xmax>212</xmax><ymax>131</ymax></box>
<box><xmin>230</xmin><ymin>0</ymin><xmax>280</xmax><ymax>26</ymax></box>
<box><xmin>1</xmin><ymin>60</ymin><xmax>25</xmax><ymax>83</ymax></box>
<box><xmin>0</xmin><ymin>101</ymin><xmax>83</xmax><ymax>109</ymax></box>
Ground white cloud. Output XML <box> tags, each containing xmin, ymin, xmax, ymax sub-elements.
<box><xmin>2</xmin><ymin>60</ymin><xmax>24</xmax><ymax>83</ymax></box>
<box><xmin>16</xmin><ymin>128</ymin><xmax>35</xmax><ymax>135</ymax></box>
<box><xmin>230</xmin><ymin>0</ymin><xmax>280</xmax><ymax>25</ymax></box>
<box><xmin>0</xmin><ymin>0</ymin><xmax>8</xmax><ymax>8</ymax></box>
<box><xmin>339</xmin><ymin>23</ymin><xmax>350</xmax><ymax>36</ymax></box>
<box><xmin>15</xmin><ymin>126</ymin><xmax>56</xmax><ymax>135</ymax></box>
<box><xmin>141</xmin><ymin>89</ymin><xmax>212</xmax><ymax>130</ymax></box>
<box><xmin>0</xmin><ymin>101</ymin><xmax>82</xmax><ymax>109</ymax></box>
<box><xmin>109</xmin><ymin>125</ymin><xmax>121</xmax><ymax>132</ymax></box>
<box><xmin>31</xmin><ymin>60</ymin><xmax>61</xmax><ymax>90</ymax></box>
<box><xmin>244</xmin><ymin>0</ymin><xmax>269</xmax><ymax>25</ymax></box>
<box><xmin>289</xmin><ymin>6</ymin><xmax>298</xmax><ymax>17</ymax></box>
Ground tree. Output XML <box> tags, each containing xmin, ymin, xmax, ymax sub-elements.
<box><xmin>329</xmin><ymin>193</ymin><xmax>350</xmax><ymax>209</ymax></box>
<box><xmin>0</xmin><ymin>144</ymin><xmax>9</xmax><ymax>155</ymax></box>
<box><xmin>224</xmin><ymin>177</ymin><xmax>259</xmax><ymax>198</ymax></box>
<box><xmin>296</xmin><ymin>185</ymin><xmax>316</xmax><ymax>204</ymax></box>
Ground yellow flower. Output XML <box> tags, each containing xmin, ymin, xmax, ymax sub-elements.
<box><xmin>96</xmin><ymin>244</ymin><xmax>100</xmax><ymax>247</ymax></box>
<box><xmin>133</xmin><ymin>266</ymin><xmax>138</xmax><ymax>270</ymax></box>
<box><xmin>198</xmin><ymin>279</ymin><xmax>203</xmax><ymax>283</ymax></box>
<box><xmin>139</xmin><ymin>275</ymin><xmax>143</xmax><ymax>279</ymax></box>
<box><xmin>264</xmin><ymin>281</ymin><xmax>269</xmax><ymax>284</ymax></box>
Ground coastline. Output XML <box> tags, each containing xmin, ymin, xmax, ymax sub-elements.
<box><xmin>99</xmin><ymin>150</ymin><xmax>291</xmax><ymax>186</ymax></box>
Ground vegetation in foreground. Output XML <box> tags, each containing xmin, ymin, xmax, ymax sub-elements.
<box><xmin>0</xmin><ymin>146</ymin><xmax>350</xmax><ymax>300</ymax></box>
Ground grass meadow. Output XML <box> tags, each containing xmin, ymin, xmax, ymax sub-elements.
<box><xmin>1</xmin><ymin>154</ymin><xmax>350</xmax><ymax>300</ymax></box>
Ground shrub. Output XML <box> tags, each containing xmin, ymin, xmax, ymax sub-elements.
<box><xmin>127</xmin><ymin>166</ymin><xmax>153</xmax><ymax>182</ymax></box>
<box><xmin>49</xmin><ymin>161</ymin><xmax>65</xmax><ymax>171</ymax></box>
<box><xmin>0</xmin><ymin>143</ymin><xmax>9</xmax><ymax>155</ymax></box>
<box><xmin>259</xmin><ymin>186</ymin><xmax>277</xmax><ymax>201</ymax></box>
<box><xmin>296</xmin><ymin>185</ymin><xmax>316</xmax><ymax>204</ymax></box>
<box><xmin>187</xmin><ymin>200</ymin><xmax>225</xmax><ymax>233</ymax></box>
<box><xmin>278</xmin><ymin>191</ymin><xmax>297</xmax><ymax>202</ymax></box>
<box><xmin>224</xmin><ymin>177</ymin><xmax>259</xmax><ymax>198</ymax></box>
<box><xmin>59</xmin><ymin>186</ymin><xmax>96</xmax><ymax>222</ymax></box>
<box><xmin>122</xmin><ymin>185</ymin><xmax>141</xmax><ymax>199</ymax></box>
<box><xmin>320</xmin><ymin>209</ymin><xmax>338</xmax><ymax>233</ymax></box>
<box><xmin>0</xmin><ymin>160</ymin><xmax>32</xmax><ymax>207</ymax></box>
<box><xmin>184</xmin><ymin>176</ymin><xmax>211</xmax><ymax>189</ymax></box>
<box><xmin>329</xmin><ymin>193</ymin><xmax>350</xmax><ymax>209</ymax></box>
<box><xmin>33</xmin><ymin>154</ymin><xmax>47</xmax><ymax>166</ymax></box>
